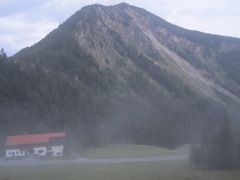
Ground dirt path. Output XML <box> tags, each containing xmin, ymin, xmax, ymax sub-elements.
<box><xmin>0</xmin><ymin>155</ymin><xmax>188</xmax><ymax>166</ymax></box>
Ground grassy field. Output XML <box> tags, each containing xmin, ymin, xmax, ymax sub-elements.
<box><xmin>1</xmin><ymin>160</ymin><xmax>240</xmax><ymax>180</ymax></box>
<box><xmin>1</xmin><ymin>144</ymin><xmax>240</xmax><ymax>180</ymax></box>
<box><xmin>83</xmin><ymin>144</ymin><xmax>190</xmax><ymax>158</ymax></box>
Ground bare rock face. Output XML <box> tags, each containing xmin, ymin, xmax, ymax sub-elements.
<box><xmin>70</xmin><ymin>3</ymin><xmax>240</xmax><ymax>103</ymax></box>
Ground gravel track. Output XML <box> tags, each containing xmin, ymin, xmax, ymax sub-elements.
<box><xmin>0</xmin><ymin>155</ymin><xmax>188</xmax><ymax>166</ymax></box>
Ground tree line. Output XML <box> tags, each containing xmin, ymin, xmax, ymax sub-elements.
<box><xmin>1</xmin><ymin>44</ymin><xmax>239</xmax><ymax>171</ymax></box>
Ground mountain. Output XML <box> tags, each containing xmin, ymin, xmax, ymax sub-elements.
<box><xmin>15</xmin><ymin>3</ymin><xmax>240</xmax><ymax>103</ymax></box>
<box><xmin>1</xmin><ymin>3</ymin><xmax>240</xmax><ymax>149</ymax></box>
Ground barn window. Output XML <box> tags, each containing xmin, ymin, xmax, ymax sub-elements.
<box><xmin>8</xmin><ymin>152</ymin><xmax>12</xmax><ymax>156</ymax></box>
<box><xmin>38</xmin><ymin>150</ymin><xmax>44</xmax><ymax>153</ymax></box>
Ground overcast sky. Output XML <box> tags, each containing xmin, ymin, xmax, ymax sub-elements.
<box><xmin>1</xmin><ymin>0</ymin><xmax>240</xmax><ymax>56</ymax></box>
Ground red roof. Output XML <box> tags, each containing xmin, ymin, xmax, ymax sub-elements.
<box><xmin>5</xmin><ymin>132</ymin><xmax>65</xmax><ymax>146</ymax></box>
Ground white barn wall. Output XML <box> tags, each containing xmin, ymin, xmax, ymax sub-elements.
<box><xmin>6</xmin><ymin>149</ymin><xmax>26</xmax><ymax>158</ymax></box>
<box><xmin>48</xmin><ymin>145</ymin><xmax>64</xmax><ymax>157</ymax></box>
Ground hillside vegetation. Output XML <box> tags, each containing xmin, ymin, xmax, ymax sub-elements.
<box><xmin>0</xmin><ymin>48</ymin><xmax>228</xmax><ymax>150</ymax></box>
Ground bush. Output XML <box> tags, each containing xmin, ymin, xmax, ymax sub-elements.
<box><xmin>190</xmin><ymin>118</ymin><xmax>239</xmax><ymax>170</ymax></box>
<box><xmin>190</xmin><ymin>144</ymin><xmax>202</xmax><ymax>167</ymax></box>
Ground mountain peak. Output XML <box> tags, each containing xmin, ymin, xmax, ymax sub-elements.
<box><xmin>115</xmin><ymin>2</ymin><xmax>131</xmax><ymax>7</ymax></box>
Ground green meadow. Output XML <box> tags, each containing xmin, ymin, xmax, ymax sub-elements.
<box><xmin>82</xmin><ymin>144</ymin><xmax>190</xmax><ymax>158</ymax></box>
<box><xmin>2</xmin><ymin>161</ymin><xmax>240</xmax><ymax>180</ymax></box>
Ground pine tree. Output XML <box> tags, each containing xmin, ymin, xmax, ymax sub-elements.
<box><xmin>0</xmin><ymin>48</ymin><xmax>7</xmax><ymax>60</ymax></box>
<box><xmin>191</xmin><ymin>117</ymin><xmax>238</xmax><ymax>169</ymax></box>
<box><xmin>207</xmin><ymin>118</ymin><xmax>237</xmax><ymax>169</ymax></box>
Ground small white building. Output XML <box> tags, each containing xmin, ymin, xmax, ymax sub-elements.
<box><xmin>5</xmin><ymin>132</ymin><xmax>65</xmax><ymax>160</ymax></box>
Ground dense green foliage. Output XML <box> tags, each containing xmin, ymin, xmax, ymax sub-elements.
<box><xmin>0</xmin><ymin>44</ymin><xmax>229</xmax><ymax>151</ymax></box>
<box><xmin>190</xmin><ymin>116</ymin><xmax>240</xmax><ymax>170</ymax></box>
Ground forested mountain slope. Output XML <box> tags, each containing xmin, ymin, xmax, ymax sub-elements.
<box><xmin>1</xmin><ymin>3</ymin><xmax>240</xmax><ymax>149</ymax></box>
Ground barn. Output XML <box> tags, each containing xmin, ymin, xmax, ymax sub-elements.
<box><xmin>5</xmin><ymin>132</ymin><xmax>65</xmax><ymax>160</ymax></box>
